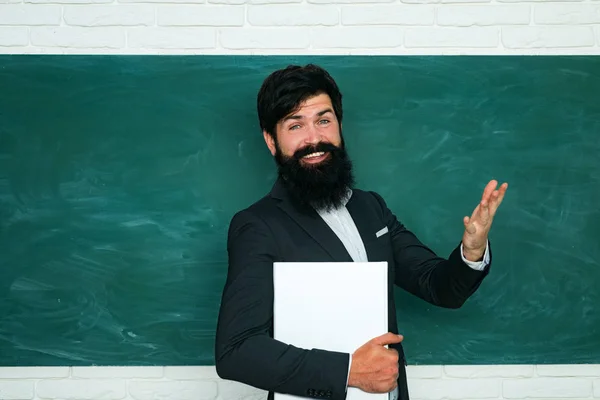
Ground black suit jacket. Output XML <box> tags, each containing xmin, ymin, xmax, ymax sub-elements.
<box><xmin>215</xmin><ymin>178</ymin><xmax>491</xmax><ymax>400</ymax></box>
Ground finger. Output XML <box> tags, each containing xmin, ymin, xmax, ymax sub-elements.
<box><xmin>481</xmin><ymin>180</ymin><xmax>498</xmax><ymax>205</ymax></box>
<box><xmin>464</xmin><ymin>216</ymin><xmax>476</xmax><ymax>234</ymax></box>
<box><xmin>495</xmin><ymin>182</ymin><xmax>508</xmax><ymax>205</ymax></box>
<box><xmin>479</xmin><ymin>197</ymin><xmax>490</xmax><ymax>224</ymax></box>
<box><xmin>387</xmin><ymin>348</ymin><xmax>399</xmax><ymax>363</ymax></box>
<box><xmin>489</xmin><ymin>182</ymin><xmax>508</xmax><ymax>215</ymax></box>
<box><xmin>488</xmin><ymin>190</ymin><xmax>500</xmax><ymax>214</ymax></box>
<box><xmin>469</xmin><ymin>204</ymin><xmax>480</xmax><ymax>220</ymax></box>
<box><xmin>371</xmin><ymin>332</ymin><xmax>403</xmax><ymax>346</ymax></box>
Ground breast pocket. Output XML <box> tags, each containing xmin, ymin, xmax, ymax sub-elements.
<box><xmin>375</xmin><ymin>226</ymin><xmax>389</xmax><ymax>238</ymax></box>
<box><xmin>365</xmin><ymin>227</ymin><xmax>393</xmax><ymax>264</ymax></box>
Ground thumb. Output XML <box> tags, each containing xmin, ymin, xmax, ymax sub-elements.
<box><xmin>370</xmin><ymin>332</ymin><xmax>403</xmax><ymax>346</ymax></box>
<box><xmin>464</xmin><ymin>216</ymin><xmax>476</xmax><ymax>234</ymax></box>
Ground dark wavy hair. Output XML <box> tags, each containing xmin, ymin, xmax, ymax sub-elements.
<box><xmin>257</xmin><ymin>64</ymin><xmax>343</xmax><ymax>137</ymax></box>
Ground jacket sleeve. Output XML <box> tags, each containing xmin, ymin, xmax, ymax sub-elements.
<box><xmin>369</xmin><ymin>191</ymin><xmax>491</xmax><ymax>309</ymax></box>
<box><xmin>214</xmin><ymin>209</ymin><xmax>350</xmax><ymax>400</ymax></box>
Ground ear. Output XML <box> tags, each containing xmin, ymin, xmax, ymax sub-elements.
<box><xmin>263</xmin><ymin>130</ymin><xmax>276</xmax><ymax>156</ymax></box>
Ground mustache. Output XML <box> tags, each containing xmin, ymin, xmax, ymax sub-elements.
<box><xmin>293</xmin><ymin>142</ymin><xmax>339</xmax><ymax>160</ymax></box>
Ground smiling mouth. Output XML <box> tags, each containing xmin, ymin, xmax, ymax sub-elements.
<box><xmin>300</xmin><ymin>151</ymin><xmax>330</xmax><ymax>165</ymax></box>
<box><xmin>303</xmin><ymin>152</ymin><xmax>326</xmax><ymax>159</ymax></box>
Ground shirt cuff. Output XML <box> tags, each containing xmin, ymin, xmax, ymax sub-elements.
<box><xmin>346</xmin><ymin>354</ymin><xmax>352</xmax><ymax>390</ymax></box>
<box><xmin>460</xmin><ymin>240</ymin><xmax>490</xmax><ymax>271</ymax></box>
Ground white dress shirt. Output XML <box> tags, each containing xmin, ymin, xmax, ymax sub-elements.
<box><xmin>315</xmin><ymin>190</ymin><xmax>490</xmax><ymax>400</ymax></box>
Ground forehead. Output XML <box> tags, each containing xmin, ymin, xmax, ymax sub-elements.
<box><xmin>283</xmin><ymin>93</ymin><xmax>334</xmax><ymax>119</ymax></box>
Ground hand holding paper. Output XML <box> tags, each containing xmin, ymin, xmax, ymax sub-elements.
<box><xmin>349</xmin><ymin>333</ymin><xmax>404</xmax><ymax>393</ymax></box>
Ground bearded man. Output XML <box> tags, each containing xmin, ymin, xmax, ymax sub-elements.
<box><xmin>214</xmin><ymin>64</ymin><xmax>508</xmax><ymax>400</ymax></box>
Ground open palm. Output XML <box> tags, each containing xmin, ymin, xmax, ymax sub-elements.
<box><xmin>462</xmin><ymin>180</ymin><xmax>508</xmax><ymax>260</ymax></box>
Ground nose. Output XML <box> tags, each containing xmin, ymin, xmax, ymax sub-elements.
<box><xmin>303</xmin><ymin>124</ymin><xmax>321</xmax><ymax>146</ymax></box>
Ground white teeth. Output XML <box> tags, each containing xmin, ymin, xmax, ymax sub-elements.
<box><xmin>304</xmin><ymin>152</ymin><xmax>325</xmax><ymax>158</ymax></box>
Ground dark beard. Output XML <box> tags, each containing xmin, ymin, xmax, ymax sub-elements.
<box><xmin>274</xmin><ymin>139</ymin><xmax>355</xmax><ymax>212</ymax></box>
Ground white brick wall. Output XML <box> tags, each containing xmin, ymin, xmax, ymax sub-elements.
<box><xmin>0</xmin><ymin>1</ymin><xmax>598</xmax><ymax>398</ymax></box>
<box><xmin>0</xmin><ymin>0</ymin><xmax>599</xmax><ymax>53</ymax></box>
<box><xmin>1</xmin><ymin>365</ymin><xmax>600</xmax><ymax>399</ymax></box>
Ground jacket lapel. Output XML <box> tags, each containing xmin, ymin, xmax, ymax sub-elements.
<box><xmin>270</xmin><ymin>178</ymin><xmax>353</xmax><ymax>262</ymax></box>
<box><xmin>346</xmin><ymin>192</ymin><xmax>387</xmax><ymax>262</ymax></box>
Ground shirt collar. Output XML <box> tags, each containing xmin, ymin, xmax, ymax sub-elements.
<box><xmin>315</xmin><ymin>188</ymin><xmax>353</xmax><ymax>214</ymax></box>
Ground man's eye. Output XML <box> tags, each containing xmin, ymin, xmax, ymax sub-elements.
<box><xmin>290</xmin><ymin>124</ymin><xmax>300</xmax><ymax>130</ymax></box>
<box><xmin>319</xmin><ymin>119</ymin><xmax>330</xmax><ymax>125</ymax></box>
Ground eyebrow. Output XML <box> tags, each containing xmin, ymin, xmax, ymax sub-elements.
<box><xmin>282</xmin><ymin>108</ymin><xmax>334</xmax><ymax>123</ymax></box>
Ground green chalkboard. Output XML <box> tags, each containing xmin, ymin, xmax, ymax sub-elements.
<box><xmin>0</xmin><ymin>55</ymin><xmax>598</xmax><ymax>367</ymax></box>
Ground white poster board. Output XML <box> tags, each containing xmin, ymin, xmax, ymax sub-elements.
<box><xmin>273</xmin><ymin>261</ymin><xmax>390</xmax><ymax>400</ymax></box>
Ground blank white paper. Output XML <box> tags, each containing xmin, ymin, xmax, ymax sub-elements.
<box><xmin>273</xmin><ymin>261</ymin><xmax>389</xmax><ymax>400</ymax></box>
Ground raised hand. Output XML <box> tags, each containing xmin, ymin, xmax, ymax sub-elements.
<box><xmin>462</xmin><ymin>179</ymin><xmax>508</xmax><ymax>261</ymax></box>
<box><xmin>348</xmin><ymin>332</ymin><xmax>403</xmax><ymax>393</ymax></box>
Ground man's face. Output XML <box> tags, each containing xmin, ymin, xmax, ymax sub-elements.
<box><xmin>264</xmin><ymin>93</ymin><xmax>342</xmax><ymax>165</ymax></box>
<box><xmin>263</xmin><ymin>93</ymin><xmax>354</xmax><ymax>211</ymax></box>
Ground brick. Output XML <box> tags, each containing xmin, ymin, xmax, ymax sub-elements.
<box><xmin>407</xmin><ymin>365</ymin><xmax>443</xmax><ymax>378</ymax></box>
<box><xmin>536</xmin><ymin>364</ymin><xmax>600</xmax><ymax>377</ymax></box>
<box><xmin>219</xmin><ymin>27</ymin><xmax>310</xmax><ymax>49</ymax></box>
<box><xmin>0</xmin><ymin>27</ymin><xmax>27</xmax><ymax>46</ymax></box>
<box><xmin>502</xmin><ymin>26</ymin><xmax>595</xmax><ymax>48</ymax></box>
<box><xmin>208</xmin><ymin>0</ymin><xmax>246</xmax><ymax>4</ymax></box>
<box><xmin>164</xmin><ymin>366</ymin><xmax>219</xmax><ymax>380</ymax></box>
<box><xmin>441</xmin><ymin>0</ymin><xmax>491</xmax><ymax>4</ymax></box>
<box><xmin>503</xmin><ymin>378</ymin><xmax>592</xmax><ymax>399</ymax></box>
<box><xmin>400</xmin><ymin>0</ymin><xmax>440</xmax><ymax>3</ymax></box>
<box><xmin>309</xmin><ymin>0</ymin><xmax>392</xmax><ymax>4</ymax></box>
<box><xmin>594</xmin><ymin>379</ymin><xmax>600</xmax><ymax>397</ymax></box>
<box><xmin>250</xmin><ymin>0</ymin><xmax>300</xmax><ymax>4</ymax></box>
<box><xmin>405</xmin><ymin>27</ymin><xmax>498</xmax><ymax>47</ymax></box>
<box><xmin>129</xmin><ymin>380</ymin><xmax>217</xmax><ymax>400</ymax></box>
<box><xmin>158</xmin><ymin>5</ymin><xmax>243</xmax><ymax>26</ymax></box>
<box><xmin>64</xmin><ymin>6</ymin><xmax>155</xmax><ymax>26</ymax></box>
<box><xmin>120</xmin><ymin>0</ymin><xmax>204</xmax><ymax>3</ymax></box>
<box><xmin>311</xmin><ymin>27</ymin><xmax>402</xmax><ymax>48</ymax></box>
<box><xmin>509</xmin><ymin>398</ymin><xmax>598</xmax><ymax>400</ymax></box>
<box><xmin>0</xmin><ymin>381</ymin><xmax>34</xmax><ymax>400</ymax></box>
<box><xmin>0</xmin><ymin>5</ymin><xmax>61</xmax><ymax>25</ymax></box>
<box><xmin>36</xmin><ymin>379</ymin><xmax>126</xmax><ymax>400</ymax></box>
<box><xmin>534</xmin><ymin>4</ymin><xmax>600</xmax><ymax>25</ymax></box>
<box><xmin>498</xmin><ymin>0</ymin><xmax>581</xmax><ymax>3</ymax></box>
<box><xmin>217</xmin><ymin>380</ymin><xmax>266</xmax><ymax>400</ymax></box>
<box><xmin>0</xmin><ymin>367</ymin><xmax>69</xmax><ymax>378</ymax></box>
<box><xmin>409</xmin><ymin>378</ymin><xmax>501</xmax><ymax>399</ymax></box>
<box><xmin>248</xmin><ymin>5</ymin><xmax>338</xmax><ymax>26</ymax></box>
<box><xmin>437</xmin><ymin>5</ymin><xmax>530</xmax><ymax>26</ymax></box>
<box><xmin>444</xmin><ymin>365</ymin><xmax>534</xmax><ymax>378</ymax></box>
<box><xmin>71</xmin><ymin>366</ymin><xmax>164</xmax><ymax>378</ymax></box>
<box><xmin>31</xmin><ymin>27</ymin><xmax>125</xmax><ymax>48</ymax></box>
<box><xmin>128</xmin><ymin>27</ymin><xmax>216</xmax><ymax>49</ymax></box>
<box><xmin>341</xmin><ymin>5</ymin><xmax>434</xmax><ymax>25</ymax></box>
<box><xmin>25</xmin><ymin>0</ymin><xmax>111</xmax><ymax>4</ymax></box>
